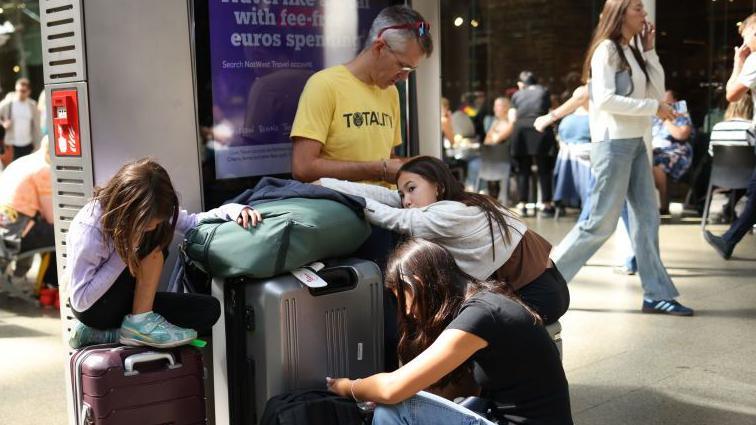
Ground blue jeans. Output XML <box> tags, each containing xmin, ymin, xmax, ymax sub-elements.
<box><xmin>373</xmin><ymin>391</ymin><xmax>496</xmax><ymax>425</ymax></box>
<box><xmin>578</xmin><ymin>175</ymin><xmax>637</xmax><ymax>272</ymax></box>
<box><xmin>465</xmin><ymin>156</ymin><xmax>481</xmax><ymax>189</ymax></box>
<box><xmin>723</xmin><ymin>167</ymin><xmax>756</xmax><ymax>246</ymax></box>
<box><xmin>552</xmin><ymin>138</ymin><xmax>679</xmax><ymax>301</ymax></box>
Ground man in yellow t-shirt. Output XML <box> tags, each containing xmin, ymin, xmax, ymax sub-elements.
<box><xmin>290</xmin><ymin>5</ymin><xmax>433</xmax><ymax>186</ymax></box>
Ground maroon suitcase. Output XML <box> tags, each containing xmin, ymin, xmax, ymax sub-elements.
<box><xmin>70</xmin><ymin>344</ymin><xmax>206</xmax><ymax>425</ymax></box>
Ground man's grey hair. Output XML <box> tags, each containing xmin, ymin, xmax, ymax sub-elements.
<box><xmin>365</xmin><ymin>5</ymin><xmax>433</xmax><ymax>57</ymax></box>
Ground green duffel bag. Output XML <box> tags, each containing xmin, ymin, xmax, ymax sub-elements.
<box><xmin>182</xmin><ymin>198</ymin><xmax>371</xmax><ymax>278</ymax></box>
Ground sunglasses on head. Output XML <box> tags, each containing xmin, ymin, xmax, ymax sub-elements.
<box><xmin>377</xmin><ymin>21</ymin><xmax>430</xmax><ymax>40</ymax></box>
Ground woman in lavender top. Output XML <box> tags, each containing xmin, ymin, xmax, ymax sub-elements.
<box><xmin>67</xmin><ymin>158</ymin><xmax>260</xmax><ymax>348</ymax></box>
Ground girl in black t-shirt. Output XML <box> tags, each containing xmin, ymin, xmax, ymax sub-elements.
<box><xmin>327</xmin><ymin>238</ymin><xmax>573</xmax><ymax>425</ymax></box>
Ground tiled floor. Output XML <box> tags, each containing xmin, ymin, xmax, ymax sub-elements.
<box><xmin>1</xmin><ymin>210</ymin><xmax>754</xmax><ymax>424</ymax></box>
<box><xmin>535</xmin><ymin>211</ymin><xmax>756</xmax><ymax>425</ymax></box>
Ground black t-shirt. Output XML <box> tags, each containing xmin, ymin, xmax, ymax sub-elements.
<box><xmin>511</xmin><ymin>85</ymin><xmax>551</xmax><ymax>120</ymax></box>
<box><xmin>447</xmin><ymin>291</ymin><xmax>572</xmax><ymax>424</ymax></box>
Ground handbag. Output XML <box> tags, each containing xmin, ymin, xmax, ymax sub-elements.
<box><xmin>588</xmin><ymin>69</ymin><xmax>634</xmax><ymax>102</ymax></box>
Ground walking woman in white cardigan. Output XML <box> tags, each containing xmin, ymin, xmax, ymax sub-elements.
<box><xmin>550</xmin><ymin>0</ymin><xmax>693</xmax><ymax>316</ymax></box>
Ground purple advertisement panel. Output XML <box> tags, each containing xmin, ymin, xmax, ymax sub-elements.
<box><xmin>208</xmin><ymin>0</ymin><xmax>391</xmax><ymax>179</ymax></box>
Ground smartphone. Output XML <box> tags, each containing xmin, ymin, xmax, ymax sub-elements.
<box><xmin>672</xmin><ymin>100</ymin><xmax>688</xmax><ymax>114</ymax></box>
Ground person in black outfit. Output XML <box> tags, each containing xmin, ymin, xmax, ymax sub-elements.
<box><xmin>327</xmin><ymin>238</ymin><xmax>572</xmax><ymax>425</ymax></box>
<box><xmin>510</xmin><ymin>71</ymin><xmax>557</xmax><ymax>217</ymax></box>
<box><xmin>704</xmin><ymin>167</ymin><xmax>756</xmax><ymax>259</ymax></box>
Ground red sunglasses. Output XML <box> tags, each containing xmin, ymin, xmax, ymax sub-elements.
<box><xmin>376</xmin><ymin>21</ymin><xmax>431</xmax><ymax>40</ymax></box>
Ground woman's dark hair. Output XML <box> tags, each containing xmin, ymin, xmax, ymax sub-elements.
<box><xmin>93</xmin><ymin>158</ymin><xmax>179</xmax><ymax>276</ymax></box>
<box><xmin>581</xmin><ymin>0</ymin><xmax>649</xmax><ymax>84</ymax></box>
<box><xmin>397</xmin><ymin>156</ymin><xmax>518</xmax><ymax>261</ymax></box>
<box><xmin>385</xmin><ymin>238</ymin><xmax>541</xmax><ymax>388</ymax></box>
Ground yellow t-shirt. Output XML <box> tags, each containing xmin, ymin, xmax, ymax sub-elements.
<box><xmin>290</xmin><ymin>65</ymin><xmax>402</xmax><ymax>166</ymax></box>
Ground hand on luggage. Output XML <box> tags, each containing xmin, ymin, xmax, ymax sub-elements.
<box><xmin>326</xmin><ymin>376</ymin><xmax>354</xmax><ymax>400</ymax></box>
<box><xmin>236</xmin><ymin>206</ymin><xmax>262</xmax><ymax>229</ymax></box>
<box><xmin>183</xmin><ymin>198</ymin><xmax>371</xmax><ymax>278</ymax></box>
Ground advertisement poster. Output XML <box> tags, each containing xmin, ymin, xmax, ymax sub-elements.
<box><xmin>208</xmin><ymin>0</ymin><xmax>390</xmax><ymax>179</ymax></box>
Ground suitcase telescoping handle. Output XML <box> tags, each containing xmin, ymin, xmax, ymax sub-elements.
<box><xmin>123</xmin><ymin>351</ymin><xmax>182</xmax><ymax>376</ymax></box>
<box><xmin>308</xmin><ymin>265</ymin><xmax>359</xmax><ymax>296</ymax></box>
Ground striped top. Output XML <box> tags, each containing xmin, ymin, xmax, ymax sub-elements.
<box><xmin>708</xmin><ymin>119</ymin><xmax>752</xmax><ymax>156</ymax></box>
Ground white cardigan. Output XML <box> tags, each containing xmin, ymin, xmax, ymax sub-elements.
<box><xmin>589</xmin><ymin>39</ymin><xmax>665</xmax><ymax>143</ymax></box>
<box><xmin>320</xmin><ymin>178</ymin><xmax>527</xmax><ymax>281</ymax></box>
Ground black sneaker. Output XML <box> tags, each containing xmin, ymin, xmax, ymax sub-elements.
<box><xmin>540</xmin><ymin>206</ymin><xmax>556</xmax><ymax>217</ymax></box>
<box><xmin>642</xmin><ymin>299</ymin><xmax>694</xmax><ymax>316</ymax></box>
<box><xmin>703</xmin><ymin>231</ymin><xmax>733</xmax><ymax>260</ymax></box>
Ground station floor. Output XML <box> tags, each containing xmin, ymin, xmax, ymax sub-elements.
<box><xmin>1</xmin><ymin>209</ymin><xmax>754</xmax><ymax>425</ymax></box>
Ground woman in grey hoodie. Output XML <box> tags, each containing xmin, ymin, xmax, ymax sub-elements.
<box><xmin>321</xmin><ymin>156</ymin><xmax>569</xmax><ymax>324</ymax></box>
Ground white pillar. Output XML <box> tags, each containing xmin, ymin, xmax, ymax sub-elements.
<box><xmin>411</xmin><ymin>0</ymin><xmax>441</xmax><ymax>157</ymax></box>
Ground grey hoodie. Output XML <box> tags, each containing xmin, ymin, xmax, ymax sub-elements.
<box><xmin>320</xmin><ymin>178</ymin><xmax>527</xmax><ymax>280</ymax></box>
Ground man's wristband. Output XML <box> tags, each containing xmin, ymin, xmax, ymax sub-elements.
<box><xmin>382</xmin><ymin>159</ymin><xmax>388</xmax><ymax>181</ymax></box>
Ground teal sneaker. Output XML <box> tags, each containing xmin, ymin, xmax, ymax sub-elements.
<box><xmin>119</xmin><ymin>312</ymin><xmax>197</xmax><ymax>348</ymax></box>
<box><xmin>68</xmin><ymin>321</ymin><xmax>119</xmax><ymax>349</ymax></box>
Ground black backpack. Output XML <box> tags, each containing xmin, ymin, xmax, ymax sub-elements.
<box><xmin>259</xmin><ymin>389</ymin><xmax>367</xmax><ymax>425</ymax></box>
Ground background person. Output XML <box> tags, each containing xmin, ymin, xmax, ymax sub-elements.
<box><xmin>0</xmin><ymin>135</ymin><xmax>56</xmax><ymax>286</ymax></box>
<box><xmin>0</xmin><ymin>78</ymin><xmax>41</xmax><ymax>162</ymax></box>
<box><xmin>440</xmin><ymin>97</ymin><xmax>455</xmax><ymax>147</ymax></box>
<box><xmin>483</xmin><ymin>97</ymin><xmax>514</xmax><ymax>146</ymax></box>
<box><xmin>450</xmin><ymin>94</ymin><xmax>480</xmax><ymax>190</ymax></box>
<box><xmin>651</xmin><ymin>89</ymin><xmax>694</xmax><ymax>215</ymax></box>
<box><xmin>706</xmin><ymin>12</ymin><xmax>756</xmax><ymax>259</ymax></box>
<box><xmin>509</xmin><ymin>71</ymin><xmax>557</xmax><ymax>217</ymax></box>
<box><xmin>479</xmin><ymin>96</ymin><xmax>514</xmax><ymax>202</ymax></box>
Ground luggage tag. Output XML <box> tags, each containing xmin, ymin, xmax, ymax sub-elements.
<box><xmin>291</xmin><ymin>261</ymin><xmax>328</xmax><ymax>288</ymax></box>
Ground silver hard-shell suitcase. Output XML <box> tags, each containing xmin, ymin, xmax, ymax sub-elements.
<box><xmin>224</xmin><ymin>258</ymin><xmax>384</xmax><ymax>424</ymax></box>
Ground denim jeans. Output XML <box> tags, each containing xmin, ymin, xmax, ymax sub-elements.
<box><xmin>723</xmin><ymin>167</ymin><xmax>756</xmax><ymax>246</ymax></box>
<box><xmin>373</xmin><ymin>391</ymin><xmax>496</xmax><ymax>425</ymax></box>
<box><xmin>552</xmin><ymin>138</ymin><xmax>679</xmax><ymax>301</ymax></box>
<box><xmin>465</xmin><ymin>156</ymin><xmax>481</xmax><ymax>190</ymax></box>
<box><xmin>578</xmin><ymin>174</ymin><xmax>637</xmax><ymax>271</ymax></box>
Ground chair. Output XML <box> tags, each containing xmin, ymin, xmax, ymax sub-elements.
<box><xmin>475</xmin><ymin>143</ymin><xmax>511</xmax><ymax>205</ymax></box>
<box><xmin>0</xmin><ymin>246</ymin><xmax>56</xmax><ymax>303</ymax></box>
<box><xmin>701</xmin><ymin>144</ymin><xmax>756</xmax><ymax>231</ymax></box>
<box><xmin>0</xmin><ymin>224</ymin><xmax>56</xmax><ymax>302</ymax></box>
